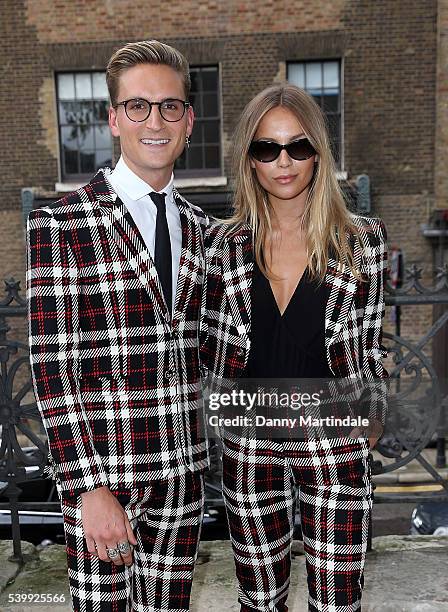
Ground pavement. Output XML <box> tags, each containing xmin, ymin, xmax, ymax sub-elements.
<box><xmin>0</xmin><ymin>446</ymin><xmax>446</xmax><ymax>611</ymax></box>
<box><xmin>0</xmin><ymin>535</ymin><xmax>447</xmax><ymax>611</ymax></box>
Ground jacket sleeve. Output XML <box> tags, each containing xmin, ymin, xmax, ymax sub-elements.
<box><xmin>360</xmin><ymin>218</ymin><xmax>389</xmax><ymax>434</ymax></box>
<box><xmin>26</xmin><ymin>207</ymin><xmax>109</xmax><ymax>499</ymax></box>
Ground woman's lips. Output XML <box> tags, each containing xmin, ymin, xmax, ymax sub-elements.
<box><xmin>274</xmin><ymin>175</ymin><xmax>296</xmax><ymax>184</ymax></box>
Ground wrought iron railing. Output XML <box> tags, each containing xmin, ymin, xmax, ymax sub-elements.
<box><xmin>0</xmin><ymin>270</ymin><xmax>447</xmax><ymax>561</ymax></box>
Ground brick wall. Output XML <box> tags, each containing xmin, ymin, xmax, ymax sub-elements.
<box><xmin>0</xmin><ymin>0</ymin><xmax>442</xmax><ymax>356</ymax></box>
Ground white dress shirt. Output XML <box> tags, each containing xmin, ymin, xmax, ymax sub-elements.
<box><xmin>107</xmin><ymin>157</ymin><xmax>182</xmax><ymax>313</ymax></box>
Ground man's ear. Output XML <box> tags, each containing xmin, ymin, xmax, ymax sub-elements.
<box><xmin>186</xmin><ymin>105</ymin><xmax>195</xmax><ymax>138</ymax></box>
<box><xmin>109</xmin><ymin>105</ymin><xmax>120</xmax><ymax>138</ymax></box>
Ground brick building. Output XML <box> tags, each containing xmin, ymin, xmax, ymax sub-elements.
<box><xmin>0</xmin><ymin>0</ymin><xmax>447</xmax><ymax>353</ymax></box>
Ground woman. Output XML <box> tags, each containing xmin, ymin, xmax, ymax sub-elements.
<box><xmin>200</xmin><ymin>84</ymin><xmax>388</xmax><ymax>612</ymax></box>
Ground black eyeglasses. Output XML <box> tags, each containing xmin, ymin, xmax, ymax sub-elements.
<box><xmin>115</xmin><ymin>98</ymin><xmax>190</xmax><ymax>123</ymax></box>
<box><xmin>248</xmin><ymin>138</ymin><xmax>316</xmax><ymax>163</ymax></box>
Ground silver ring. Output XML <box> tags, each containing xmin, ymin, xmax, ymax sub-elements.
<box><xmin>117</xmin><ymin>541</ymin><xmax>131</xmax><ymax>555</ymax></box>
<box><xmin>106</xmin><ymin>547</ymin><xmax>120</xmax><ymax>560</ymax></box>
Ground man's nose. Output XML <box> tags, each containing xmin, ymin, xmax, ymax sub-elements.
<box><xmin>145</xmin><ymin>105</ymin><xmax>164</xmax><ymax>130</ymax></box>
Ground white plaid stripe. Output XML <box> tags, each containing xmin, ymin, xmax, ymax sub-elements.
<box><xmin>61</xmin><ymin>472</ymin><xmax>204</xmax><ymax>611</ymax></box>
<box><xmin>222</xmin><ymin>437</ymin><xmax>372</xmax><ymax>611</ymax></box>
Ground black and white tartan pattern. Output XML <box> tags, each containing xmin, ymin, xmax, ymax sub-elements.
<box><xmin>199</xmin><ymin>215</ymin><xmax>388</xmax><ymax>611</ymax></box>
<box><xmin>61</xmin><ymin>471</ymin><xmax>204</xmax><ymax>612</ymax></box>
<box><xmin>200</xmin><ymin>215</ymin><xmax>389</xmax><ymax>427</ymax></box>
<box><xmin>27</xmin><ymin>169</ymin><xmax>209</xmax><ymax>500</ymax></box>
<box><xmin>222</xmin><ymin>436</ymin><xmax>372</xmax><ymax>612</ymax></box>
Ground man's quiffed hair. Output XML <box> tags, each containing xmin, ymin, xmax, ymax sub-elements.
<box><xmin>106</xmin><ymin>40</ymin><xmax>191</xmax><ymax>106</ymax></box>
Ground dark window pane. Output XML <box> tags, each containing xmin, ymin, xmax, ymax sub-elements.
<box><xmin>202</xmin><ymin>68</ymin><xmax>218</xmax><ymax>91</ymax></box>
<box><xmin>96</xmin><ymin>150</ymin><xmax>112</xmax><ymax>170</ymax></box>
<box><xmin>175</xmin><ymin>150</ymin><xmax>186</xmax><ymax>170</ymax></box>
<box><xmin>78</xmin><ymin>125</ymin><xmax>94</xmax><ymax>150</ymax></box>
<box><xmin>190</xmin><ymin>71</ymin><xmax>199</xmax><ymax>93</ymax></box>
<box><xmin>94</xmin><ymin>124</ymin><xmax>111</xmax><ymax>149</ymax></box>
<box><xmin>190</xmin><ymin>124</ymin><xmax>203</xmax><ymax>145</ymax></box>
<box><xmin>63</xmin><ymin>146</ymin><xmax>78</xmax><ymax>174</ymax></box>
<box><xmin>203</xmin><ymin>120</ymin><xmax>220</xmax><ymax>143</ymax></box>
<box><xmin>80</xmin><ymin>150</ymin><xmax>95</xmax><ymax>173</ymax></box>
<box><xmin>94</xmin><ymin>100</ymin><xmax>109</xmax><ymax>122</ymax></box>
<box><xmin>189</xmin><ymin>92</ymin><xmax>202</xmax><ymax>116</ymax></box>
<box><xmin>322</xmin><ymin>94</ymin><xmax>339</xmax><ymax>113</ymax></box>
<box><xmin>78</xmin><ymin>101</ymin><xmax>94</xmax><ymax>125</ymax></box>
<box><xmin>61</xmin><ymin>125</ymin><xmax>78</xmax><ymax>148</ymax></box>
<box><xmin>187</xmin><ymin>145</ymin><xmax>203</xmax><ymax>169</ymax></box>
<box><xmin>203</xmin><ymin>93</ymin><xmax>218</xmax><ymax>117</ymax></box>
<box><xmin>59</xmin><ymin>101</ymin><xmax>79</xmax><ymax>124</ymax></box>
<box><xmin>205</xmin><ymin>145</ymin><xmax>220</xmax><ymax>169</ymax></box>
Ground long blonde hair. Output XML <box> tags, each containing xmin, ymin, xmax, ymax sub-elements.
<box><xmin>228</xmin><ymin>83</ymin><xmax>361</xmax><ymax>281</ymax></box>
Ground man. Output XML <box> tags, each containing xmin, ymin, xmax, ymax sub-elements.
<box><xmin>27</xmin><ymin>40</ymin><xmax>209</xmax><ymax>611</ymax></box>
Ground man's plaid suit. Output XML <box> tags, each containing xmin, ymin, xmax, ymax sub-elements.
<box><xmin>200</xmin><ymin>215</ymin><xmax>388</xmax><ymax>612</ymax></box>
<box><xmin>27</xmin><ymin>169</ymin><xmax>209</xmax><ymax>611</ymax></box>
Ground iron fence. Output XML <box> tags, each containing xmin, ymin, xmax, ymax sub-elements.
<box><xmin>0</xmin><ymin>268</ymin><xmax>447</xmax><ymax>562</ymax></box>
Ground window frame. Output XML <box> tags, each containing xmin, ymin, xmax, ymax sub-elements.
<box><xmin>175</xmin><ymin>64</ymin><xmax>223</xmax><ymax>178</ymax></box>
<box><xmin>287</xmin><ymin>59</ymin><xmax>344</xmax><ymax>171</ymax></box>
<box><xmin>55</xmin><ymin>70</ymin><xmax>113</xmax><ymax>182</ymax></box>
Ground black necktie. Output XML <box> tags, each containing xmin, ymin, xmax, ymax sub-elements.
<box><xmin>150</xmin><ymin>192</ymin><xmax>172</xmax><ymax>314</ymax></box>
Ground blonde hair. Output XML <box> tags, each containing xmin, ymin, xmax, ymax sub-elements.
<box><xmin>106</xmin><ymin>40</ymin><xmax>190</xmax><ymax>106</ymax></box>
<box><xmin>228</xmin><ymin>83</ymin><xmax>362</xmax><ymax>281</ymax></box>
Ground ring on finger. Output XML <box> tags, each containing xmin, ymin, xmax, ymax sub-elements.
<box><xmin>106</xmin><ymin>547</ymin><xmax>120</xmax><ymax>560</ymax></box>
<box><xmin>117</xmin><ymin>541</ymin><xmax>131</xmax><ymax>555</ymax></box>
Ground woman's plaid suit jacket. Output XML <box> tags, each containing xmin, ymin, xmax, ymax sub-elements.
<box><xmin>200</xmin><ymin>215</ymin><xmax>388</xmax><ymax>429</ymax></box>
<box><xmin>27</xmin><ymin>169</ymin><xmax>209</xmax><ymax>499</ymax></box>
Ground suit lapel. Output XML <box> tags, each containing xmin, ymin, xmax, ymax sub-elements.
<box><xmin>90</xmin><ymin>170</ymin><xmax>169</xmax><ymax>318</ymax></box>
<box><xmin>222</xmin><ymin>226</ymin><xmax>253</xmax><ymax>337</ymax></box>
<box><xmin>172</xmin><ymin>191</ymin><xmax>203</xmax><ymax>325</ymax></box>
<box><xmin>325</xmin><ymin>235</ymin><xmax>362</xmax><ymax>350</ymax></box>
<box><xmin>101</xmin><ymin>197</ymin><xmax>170</xmax><ymax>317</ymax></box>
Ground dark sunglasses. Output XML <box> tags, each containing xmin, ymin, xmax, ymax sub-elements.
<box><xmin>248</xmin><ymin>138</ymin><xmax>316</xmax><ymax>163</ymax></box>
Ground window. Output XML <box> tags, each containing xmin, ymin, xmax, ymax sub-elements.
<box><xmin>287</xmin><ymin>60</ymin><xmax>342</xmax><ymax>166</ymax></box>
<box><xmin>56</xmin><ymin>72</ymin><xmax>112</xmax><ymax>181</ymax></box>
<box><xmin>175</xmin><ymin>66</ymin><xmax>221</xmax><ymax>177</ymax></box>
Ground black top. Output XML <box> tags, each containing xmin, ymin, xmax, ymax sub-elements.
<box><xmin>246</xmin><ymin>261</ymin><xmax>333</xmax><ymax>378</ymax></box>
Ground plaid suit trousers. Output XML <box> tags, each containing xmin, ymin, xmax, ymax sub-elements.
<box><xmin>222</xmin><ymin>436</ymin><xmax>372</xmax><ymax>612</ymax></box>
<box><xmin>60</xmin><ymin>471</ymin><xmax>204</xmax><ymax>612</ymax></box>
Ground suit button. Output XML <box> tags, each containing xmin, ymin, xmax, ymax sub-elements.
<box><xmin>165</xmin><ymin>369</ymin><xmax>174</xmax><ymax>380</ymax></box>
<box><xmin>236</xmin><ymin>348</ymin><xmax>244</xmax><ymax>357</ymax></box>
<box><xmin>172</xmin><ymin>330</ymin><xmax>179</xmax><ymax>339</ymax></box>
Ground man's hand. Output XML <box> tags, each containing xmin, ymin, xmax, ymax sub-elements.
<box><xmin>80</xmin><ymin>486</ymin><xmax>138</xmax><ymax>566</ymax></box>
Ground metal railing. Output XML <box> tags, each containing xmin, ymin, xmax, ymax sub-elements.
<box><xmin>0</xmin><ymin>269</ymin><xmax>447</xmax><ymax>561</ymax></box>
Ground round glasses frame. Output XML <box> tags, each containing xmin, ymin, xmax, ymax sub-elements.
<box><xmin>115</xmin><ymin>97</ymin><xmax>190</xmax><ymax>123</ymax></box>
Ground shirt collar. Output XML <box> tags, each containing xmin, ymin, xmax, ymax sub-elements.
<box><xmin>110</xmin><ymin>156</ymin><xmax>174</xmax><ymax>202</ymax></box>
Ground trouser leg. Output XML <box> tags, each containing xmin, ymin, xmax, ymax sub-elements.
<box><xmin>132</xmin><ymin>471</ymin><xmax>204</xmax><ymax>612</ymax></box>
<box><xmin>291</xmin><ymin>438</ymin><xmax>372</xmax><ymax>612</ymax></box>
<box><xmin>61</xmin><ymin>492</ymin><xmax>133</xmax><ymax>612</ymax></box>
<box><xmin>222</xmin><ymin>439</ymin><xmax>296</xmax><ymax>611</ymax></box>
<box><xmin>61</xmin><ymin>471</ymin><xmax>204</xmax><ymax>612</ymax></box>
